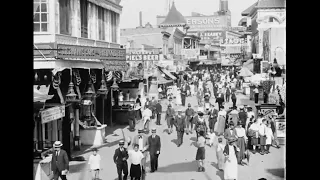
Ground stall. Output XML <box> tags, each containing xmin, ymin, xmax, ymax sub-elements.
<box><xmin>112</xmin><ymin>79</ymin><xmax>143</xmax><ymax>125</ymax></box>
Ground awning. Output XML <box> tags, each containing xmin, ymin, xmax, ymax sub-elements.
<box><xmin>87</xmin><ymin>0</ymin><xmax>122</xmax><ymax>14</ymax></box>
<box><xmin>238</xmin><ymin>67</ymin><xmax>254</xmax><ymax>77</ymax></box>
<box><xmin>155</xmin><ymin>70</ymin><xmax>173</xmax><ymax>84</ymax></box>
<box><xmin>34</xmin><ymin>85</ymin><xmax>54</xmax><ymax>103</ymax></box>
<box><xmin>158</xmin><ymin>66</ymin><xmax>176</xmax><ymax>80</ymax></box>
<box><xmin>34</xmin><ymin>59</ymin><xmax>105</xmax><ymax>69</ymax></box>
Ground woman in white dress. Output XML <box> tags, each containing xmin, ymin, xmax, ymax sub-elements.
<box><xmin>223</xmin><ymin>137</ymin><xmax>239</xmax><ymax>180</ymax></box>
<box><xmin>190</xmin><ymin>82</ymin><xmax>195</xmax><ymax>96</ymax></box>
<box><xmin>176</xmin><ymin>88</ymin><xmax>182</xmax><ymax>105</ymax></box>
<box><xmin>214</xmin><ymin>106</ymin><xmax>227</xmax><ymax>135</ymax></box>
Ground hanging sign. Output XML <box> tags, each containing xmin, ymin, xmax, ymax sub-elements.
<box><xmin>41</xmin><ymin>105</ymin><xmax>65</xmax><ymax>124</ymax></box>
<box><xmin>126</xmin><ymin>51</ymin><xmax>160</xmax><ymax>61</ymax></box>
<box><xmin>57</xmin><ymin>44</ymin><xmax>126</xmax><ymax>61</ymax></box>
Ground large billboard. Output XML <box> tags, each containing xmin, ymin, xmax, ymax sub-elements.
<box><xmin>185</xmin><ymin>16</ymin><xmax>229</xmax><ymax>31</ymax></box>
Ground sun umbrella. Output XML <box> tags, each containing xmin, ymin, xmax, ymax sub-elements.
<box><xmin>34</xmin><ymin>87</ymin><xmax>54</xmax><ymax>102</ymax></box>
<box><xmin>238</xmin><ymin>67</ymin><xmax>254</xmax><ymax>77</ymax></box>
<box><xmin>249</xmin><ymin>74</ymin><xmax>266</xmax><ymax>83</ymax></box>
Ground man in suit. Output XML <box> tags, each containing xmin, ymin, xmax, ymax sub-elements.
<box><xmin>150</xmin><ymin>96</ymin><xmax>157</xmax><ymax>119</ymax></box>
<box><xmin>174</xmin><ymin>110</ymin><xmax>186</xmax><ymax>147</ymax></box>
<box><xmin>128</xmin><ymin>104</ymin><xmax>137</xmax><ymax>131</ymax></box>
<box><xmin>148</xmin><ymin>128</ymin><xmax>161</xmax><ymax>173</ymax></box>
<box><xmin>144</xmin><ymin>97</ymin><xmax>151</xmax><ymax>109</ymax></box>
<box><xmin>113</xmin><ymin>140</ymin><xmax>129</xmax><ymax>180</ymax></box>
<box><xmin>51</xmin><ymin>141</ymin><xmax>69</xmax><ymax>180</ymax></box>
<box><xmin>155</xmin><ymin>100</ymin><xmax>162</xmax><ymax>125</ymax></box>
<box><xmin>185</xmin><ymin>103</ymin><xmax>195</xmax><ymax>135</ymax></box>
<box><xmin>238</xmin><ymin>106</ymin><xmax>248</xmax><ymax>129</ymax></box>
<box><xmin>165</xmin><ymin>104</ymin><xmax>175</xmax><ymax>134</ymax></box>
<box><xmin>225</xmin><ymin>86</ymin><xmax>231</xmax><ymax>102</ymax></box>
<box><xmin>132</xmin><ymin>128</ymin><xmax>149</xmax><ymax>175</ymax></box>
<box><xmin>216</xmin><ymin>89</ymin><xmax>225</xmax><ymax>111</ymax></box>
<box><xmin>181</xmin><ymin>83</ymin><xmax>187</xmax><ymax>106</ymax></box>
<box><xmin>224</xmin><ymin>121</ymin><xmax>237</xmax><ymax>141</ymax></box>
<box><xmin>208</xmin><ymin>104</ymin><xmax>219</xmax><ymax>132</ymax></box>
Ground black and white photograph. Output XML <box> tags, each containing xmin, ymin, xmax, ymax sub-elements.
<box><xmin>34</xmin><ymin>0</ymin><xmax>286</xmax><ymax>180</ymax></box>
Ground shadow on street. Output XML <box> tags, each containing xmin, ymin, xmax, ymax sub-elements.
<box><xmin>211</xmin><ymin>162</ymin><xmax>224</xmax><ymax>180</ymax></box>
<box><xmin>266</xmin><ymin>168</ymin><xmax>285</xmax><ymax>178</ymax></box>
<box><xmin>69</xmin><ymin>161</ymin><xmax>87</xmax><ymax>173</ymax></box>
<box><xmin>157</xmin><ymin>161</ymin><xmax>197</xmax><ymax>173</ymax></box>
<box><xmin>171</xmin><ymin>139</ymin><xmax>178</xmax><ymax>146</ymax></box>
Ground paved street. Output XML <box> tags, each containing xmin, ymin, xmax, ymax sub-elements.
<box><xmin>67</xmin><ymin>92</ymin><xmax>285</xmax><ymax>180</ymax></box>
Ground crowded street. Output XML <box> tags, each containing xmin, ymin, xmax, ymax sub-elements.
<box><xmin>34</xmin><ymin>0</ymin><xmax>285</xmax><ymax>180</ymax></box>
<box><xmin>65</xmin><ymin>92</ymin><xmax>285</xmax><ymax>180</ymax></box>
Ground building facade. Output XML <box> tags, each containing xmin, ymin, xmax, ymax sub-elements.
<box><xmin>33</xmin><ymin>0</ymin><xmax>125</xmax><ymax>164</ymax></box>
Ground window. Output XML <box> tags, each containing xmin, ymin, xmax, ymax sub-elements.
<box><xmin>34</xmin><ymin>0</ymin><xmax>49</xmax><ymax>32</ymax></box>
<box><xmin>111</xmin><ymin>11</ymin><xmax>117</xmax><ymax>43</ymax></box>
<box><xmin>80</xmin><ymin>0</ymin><xmax>88</xmax><ymax>38</ymax></box>
<box><xmin>59</xmin><ymin>0</ymin><xmax>71</xmax><ymax>35</ymax></box>
<box><xmin>97</xmin><ymin>6</ymin><xmax>105</xmax><ymax>40</ymax></box>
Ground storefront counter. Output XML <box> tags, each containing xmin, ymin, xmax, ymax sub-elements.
<box><xmin>80</xmin><ymin>124</ymin><xmax>107</xmax><ymax>146</ymax></box>
<box><xmin>33</xmin><ymin>155</ymin><xmax>52</xmax><ymax>180</ymax></box>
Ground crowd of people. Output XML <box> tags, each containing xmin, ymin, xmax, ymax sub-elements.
<box><xmin>45</xmin><ymin>67</ymin><xmax>283</xmax><ymax>180</ymax></box>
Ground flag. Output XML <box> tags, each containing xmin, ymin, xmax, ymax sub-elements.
<box><xmin>113</xmin><ymin>71</ymin><xmax>122</xmax><ymax>80</ymax></box>
<box><xmin>105</xmin><ymin>71</ymin><xmax>113</xmax><ymax>82</ymax></box>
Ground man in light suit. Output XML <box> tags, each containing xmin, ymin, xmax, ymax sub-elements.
<box><xmin>148</xmin><ymin>128</ymin><xmax>161</xmax><ymax>173</ymax></box>
<box><xmin>132</xmin><ymin>128</ymin><xmax>149</xmax><ymax>176</ymax></box>
<box><xmin>51</xmin><ymin>141</ymin><xmax>69</xmax><ymax>180</ymax></box>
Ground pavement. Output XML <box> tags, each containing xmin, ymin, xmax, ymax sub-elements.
<box><xmin>66</xmin><ymin>91</ymin><xmax>285</xmax><ymax>180</ymax></box>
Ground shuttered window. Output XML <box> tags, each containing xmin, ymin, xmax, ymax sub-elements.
<box><xmin>59</xmin><ymin>0</ymin><xmax>71</xmax><ymax>35</ymax></box>
<box><xmin>97</xmin><ymin>6</ymin><xmax>105</xmax><ymax>40</ymax></box>
<box><xmin>80</xmin><ymin>0</ymin><xmax>88</xmax><ymax>38</ymax></box>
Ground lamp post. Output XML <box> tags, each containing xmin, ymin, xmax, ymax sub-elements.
<box><xmin>110</xmin><ymin>77</ymin><xmax>119</xmax><ymax>127</ymax></box>
<box><xmin>97</xmin><ymin>69</ymin><xmax>108</xmax><ymax>125</ymax></box>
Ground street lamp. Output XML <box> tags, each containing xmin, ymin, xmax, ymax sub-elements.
<box><xmin>110</xmin><ymin>77</ymin><xmax>119</xmax><ymax>127</ymax></box>
<box><xmin>66</xmin><ymin>68</ymin><xmax>78</xmax><ymax>103</ymax></box>
<box><xmin>98</xmin><ymin>69</ymin><xmax>108</xmax><ymax>125</ymax></box>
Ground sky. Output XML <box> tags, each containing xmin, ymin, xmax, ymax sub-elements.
<box><xmin>119</xmin><ymin>0</ymin><xmax>258</xmax><ymax>29</ymax></box>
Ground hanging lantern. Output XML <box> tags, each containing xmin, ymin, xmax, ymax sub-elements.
<box><xmin>98</xmin><ymin>69</ymin><xmax>108</xmax><ymax>95</ymax></box>
<box><xmin>111</xmin><ymin>78</ymin><xmax>119</xmax><ymax>90</ymax></box>
<box><xmin>35</xmin><ymin>73</ymin><xmax>38</xmax><ymax>81</ymax></box>
<box><xmin>44</xmin><ymin>75</ymin><xmax>47</xmax><ymax>80</ymax></box>
<box><xmin>85</xmin><ymin>80</ymin><xmax>95</xmax><ymax>97</ymax></box>
<box><xmin>66</xmin><ymin>69</ymin><xmax>78</xmax><ymax>102</ymax></box>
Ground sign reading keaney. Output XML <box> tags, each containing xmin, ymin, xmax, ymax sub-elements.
<box><xmin>57</xmin><ymin>44</ymin><xmax>126</xmax><ymax>61</ymax></box>
<box><xmin>41</xmin><ymin>105</ymin><xmax>65</xmax><ymax>124</ymax></box>
<box><xmin>126</xmin><ymin>51</ymin><xmax>160</xmax><ymax>61</ymax></box>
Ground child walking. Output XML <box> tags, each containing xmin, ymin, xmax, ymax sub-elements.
<box><xmin>216</xmin><ymin>137</ymin><xmax>225</xmax><ymax>171</ymax></box>
<box><xmin>88</xmin><ymin>148</ymin><xmax>102</xmax><ymax>180</ymax></box>
<box><xmin>265</xmin><ymin>122</ymin><xmax>274</xmax><ymax>154</ymax></box>
<box><xmin>208</xmin><ymin>129</ymin><xmax>216</xmax><ymax>147</ymax></box>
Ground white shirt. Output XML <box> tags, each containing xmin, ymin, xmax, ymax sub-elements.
<box><xmin>235</xmin><ymin>127</ymin><xmax>246</xmax><ymax>138</ymax></box>
<box><xmin>138</xmin><ymin>138</ymin><xmax>144</xmax><ymax>151</ymax></box>
<box><xmin>258</xmin><ymin>123</ymin><xmax>266</xmax><ymax>136</ymax></box>
<box><xmin>88</xmin><ymin>154</ymin><xmax>101</xmax><ymax>170</ymax></box>
<box><xmin>158</xmin><ymin>88</ymin><xmax>162</xmax><ymax>93</ymax></box>
<box><xmin>218</xmin><ymin>110</ymin><xmax>227</xmax><ymax>117</ymax></box>
<box><xmin>254</xmin><ymin>88</ymin><xmax>259</xmax><ymax>93</ymax></box>
<box><xmin>128</xmin><ymin>150</ymin><xmax>144</xmax><ymax>165</ymax></box>
<box><xmin>142</xmin><ymin>108</ymin><xmax>152</xmax><ymax>120</ymax></box>
<box><xmin>257</xmin><ymin>118</ymin><xmax>263</xmax><ymax>125</ymax></box>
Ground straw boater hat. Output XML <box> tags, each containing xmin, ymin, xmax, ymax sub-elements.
<box><xmin>119</xmin><ymin>140</ymin><xmax>125</xmax><ymax>145</ymax></box>
<box><xmin>151</xmin><ymin>128</ymin><xmax>156</xmax><ymax>133</ymax></box>
<box><xmin>138</xmin><ymin>127</ymin><xmax>144</xmax><ymax>133</ymax></box>
<box><xmin>53</xmin><ymin>141</ymin><xmax>63</xmax><ymax>148</ymax></box>
<box><xmin>228</xmin><ymin>137</ymin><xmax>237</xmax><ymax>143</ymax></box>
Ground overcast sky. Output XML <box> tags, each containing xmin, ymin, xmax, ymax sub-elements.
<box><xmin>119</xmin><ymin>0</ymin><xmax>258</xmax><ymax>29</ymax></box>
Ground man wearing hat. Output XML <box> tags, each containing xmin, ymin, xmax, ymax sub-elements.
<box><xmin>185</xmin><ymin>103</ymin><xmax>195</xmax><ymax>134</ymax></box>
<box><xmin>208</xmin><ymin>104</ymin><xmax>218</xmax><ymax>133</ymax></box>
<box><xmin>165</xmin><ymin>104</ymin><xmax>175</xmax><ymax>134</ymax></box>
<box><xmin>132</xmin><ymin>128</ymin><xmax>149</xmax><ymax>176</ymax></box>
<box><xmin>246</xmin><ymin>106</ymin><xmax>255</xmax><ymax>130</ymax></box>
<box><xmin>174</xmin><ymin>110</ymin><xmax>186</xmax><ymax>147</ymax></box>
<box><xmin>148</xmin><ymin>128</ymin><xmax>161</xmax><ymax>172</ymax></box>
<box><xmin>181</xmin><ymin>83</ymin><xmax>187</xmax><ymax>106</ymax></box>
<box><xmin>51</xmin><ymin>141</ymin><xmax>69</xmax><ymax>180</ymax></box>
<box><xmin>155</xmin><ymin>100</ymin><xmax>162</xmax><ymax>125</ymax></box>
<box><xmin>113</xmin><ymin>140</ymin><xmax>129</xmax><ymax>180</ymax></box>
<box><xmin>142</xmin><ymin>105</ymin><xmax>153</xmax><ymax>132</ymax></box>
<box><xmin>128</xmin><ymin>104</ymin><xmax>137</xmax><ymax>131</ymax></box>
<box><xmin>224</xmin><ymin>121</ymin><xmax>237</xmax><ymax>142</ymax></box>
<box><xmin>238</xmin><ymin>106</ymin><xmax>248</xmax><ymax>129</ymax></box>
<box><xmin>216</xmin><ymin>89</ymin><xmax>225</xmax><ymax>111</ymax></box>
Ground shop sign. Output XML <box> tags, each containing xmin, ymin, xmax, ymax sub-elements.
<box><xmin>126</xmin><ymin>51</ymin><xmax>160</xmax><ymax>61</ymax></box>
<box><xmin>199</xmin><ymin>31</ymin><xmax>223</xmax><ymax>40</ymax></box>
<box><xmin>181</xmin><ymin>49</ymin><xmax>200</xmax><ymax>59</ymax></box>
<box><xmin>41</xmin><ymin>105</ymin><xmax>65</xmax><ymax>124</ymax></box>
<box><xmin>221</xmin><ymin>38</ymin><xmax>247</xmax><ymax>45</ymax></box>
<box><xmin>57</xmin><ymin>44</ymin><xmax>126</xmax><ymax>61</ymax></box>
<box><xmin>185</xmin><ymin>16</ymin><xmax>228</xmax><ymax>31</ymax></box>
<box><xmin>223</xmin><ymin>26</ymin><xmax>247</xmax><ymax>32</ymax></box>
<box><xmin>199</xmin><ymin>55</ymin><xmax>207</xmax><ymax>60</ymax></box>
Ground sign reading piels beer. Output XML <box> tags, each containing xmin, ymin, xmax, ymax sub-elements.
<box><xmin>126</xmin><ymin>51</ymin><xmax>160</xmax><ymax>61</ymax></box>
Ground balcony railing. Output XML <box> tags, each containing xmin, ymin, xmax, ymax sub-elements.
<box><xmin>55</xmin><ymin>34</ymin><xmax>120</xmax><ymax>48</ymax></box>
